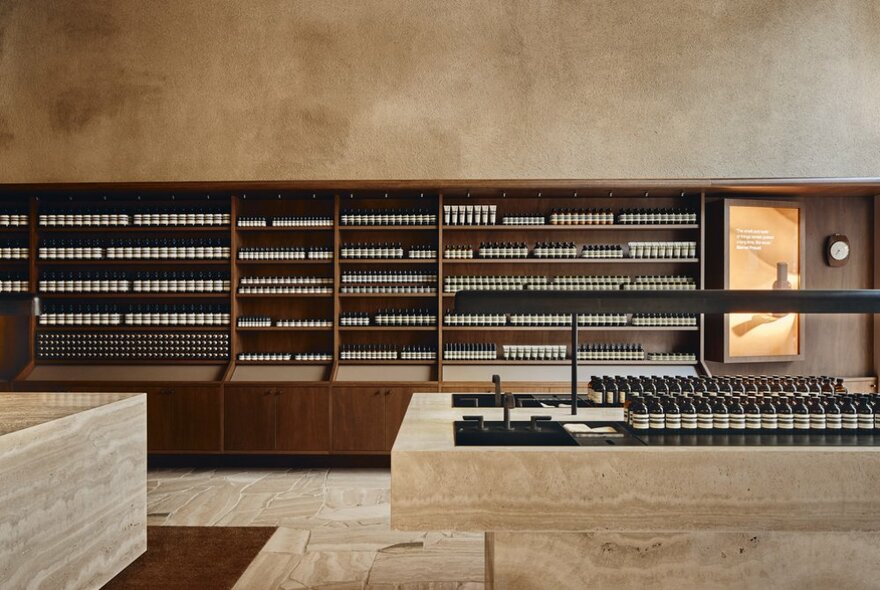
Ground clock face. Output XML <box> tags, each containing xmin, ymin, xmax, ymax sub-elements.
<box><xmin>830</xmin><ymin>240</ymin><xmax>850</xmax><ymax>261</ymax></box>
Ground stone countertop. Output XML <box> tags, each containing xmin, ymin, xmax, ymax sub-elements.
<box><xmin>391</xmin><ymin>393</ymin><xmax>880</xmax><ymax>532</ymax></box>
<box><xmin>0</xmin><ymin>392</ymin><xmax>143</xmax><ymax>437</ymax></box>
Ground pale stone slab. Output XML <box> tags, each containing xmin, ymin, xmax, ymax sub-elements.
<box><xmin>490</xmin><ymin>531</ymin><xmax>880</xmax><ymax>590</ymax></box>
<box><xmin>0</xmin><ymin>392</ymin><xmax>146</xmax><ymax>590</ymax></box>
<box><xmin>392</xmin><ymin>394</ymin><xmax>880</xmax><ymax>533</ymax></box>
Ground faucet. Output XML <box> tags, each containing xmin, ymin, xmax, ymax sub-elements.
<box><xmin>492</xmin><ymin>374</ymin><xmax>502</xmax><ymax>407</ymax></box>
<box><xmin>502</xmin><ymin>391</ymin><xmax>515</xmax><ymax>430</ymax></box>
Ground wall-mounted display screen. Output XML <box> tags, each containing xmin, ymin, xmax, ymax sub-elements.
<box><xmin>725</xmin><ymin>201</ymin><xmax>804</xmax><ymax>361</ymax></box>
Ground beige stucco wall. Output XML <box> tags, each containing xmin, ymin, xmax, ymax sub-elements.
<box><xmin>0</xmin><ymin>0</ymin><xmax>878</xmax><ymax>183</ymax></box>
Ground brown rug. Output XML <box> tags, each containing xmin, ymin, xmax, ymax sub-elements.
<box><xmin>103</xmin><ymin>526</ymin><xmax>276</xmax><ymax>589</ymax></box>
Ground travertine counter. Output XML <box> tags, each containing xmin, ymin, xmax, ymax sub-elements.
<box><xmin>0</xmin><ymin>392</ymin><xmax>147</xmax><ymax>590</ymax></box>
<box><xmin>391</xmin><ymin>393</ymin><xmax>880</xmax><ymax>590</ymax></box>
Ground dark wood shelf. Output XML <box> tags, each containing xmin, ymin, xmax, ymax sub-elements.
<box><xmin>340</xmin><ymin>258</ymin><xmax>437</xmax><ymax>264</ymax></box>
<box><xmin>339</xmin><ymin>326</ymin><xmax>436</xmax><ymax>331</ymax></box>
<box><xmin>441</xmin><ymin>224</ymin><xmax>699</xmax><ymax>231</ymax></box>
<box><xmin>339</xmin><ymin>225</ymin><xmax>438</xmax><ymax>231</ymax></box>
<box><xmin>339</xmin><ymin>293</ymin><xmax>437</xmax><ymax>298</ymax></box>
<box><xmin>35</xmin><ymin>359</ymin><xmax>229</xmax><ymax>365</ymax></box>
<box><xmin>38</xmin><ymin>259</ymin><xmax>230</xmax><ymax>265</ymax></box>
<box><xmin>236</xmin><ymin>259</ymin><xmax>333</xmax><ymax>265</ymax></box>
<box><xmin>236</xmin><ymin>326</ymin><xmax>333</xmax><ymax>332</ymax></box>
<box><xmin>0</xmin><ymin>227</ymin><xmax>29</xmax><ymax>232</ymax></box>
<box><xmin>442</xmin><ymin>326</ymin><xmax>699</xmax><ymax>331</ymax></box>
<box><xmin>235</xmin><ymin>360</ymin><xmax>332</xmax><ymax>366</ymax></box>
<box><xmin>442</xmin><ymin>258</ymin><xmax>699</xmax><ymax>264</ymax></box>
<box><xmin>38</xmin><ymin>292</ymin><xmax>229</xmax><ymax>299</ymax></box>
<box><xmin>235</xmin><ymin>226</ymin><xmax>332</xmax><ymax>232</ymax></box>
<box><xmin>39</xmin><ymin>226</ymin><xmax>230</xmax><ymax>232</ymax></box>
<box><xmin>236</xmin><ymin>292</ymin><xmax>333</xmax><ymax>298</ymax></box>
<box><xmin>338</xmin><ymin>360</ymin><xmax>436</xmax><ymax>365</ymax></box>
<box><xmin>443</xmin><ymin>360</ymin><xmax>697</xmax><ymax>365</ymax></box>
<box><xmin>37</xmin><ymin>325</ymin><xmax>228</xmax><ymax>331</ymax></box>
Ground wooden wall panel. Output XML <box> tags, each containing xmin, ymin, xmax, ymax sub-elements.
<box><xmin>705</xmin><ymin>196</ymin><xmax>874</xmax><ymax>378</ymax></box>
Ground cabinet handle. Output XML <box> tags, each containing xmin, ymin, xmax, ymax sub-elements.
<box><xmin>385</xmin><ymin>389</ymin><xmax>391</xmax><ymax>396</ymax></box>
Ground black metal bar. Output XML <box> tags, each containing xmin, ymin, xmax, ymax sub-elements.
<box><xmin>454</xmin><ymin>290</ymin><xmax>880</xmax><ymax>315</ymax></box>
<box><xmin>571</xmin><ymin>313</ymin><xmax>577</xmax><ymax>416</ymax></box>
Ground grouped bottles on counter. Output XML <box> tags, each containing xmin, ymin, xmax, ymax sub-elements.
<box><xmin>502</xmin><ymin>345</ymin><xmax>567</xmax><ymax>361</ymax></box>
<box><xmin>0</xmin><ymin>271</ymin><xmax>28</xmax><ymax>292</ymax></box>
<box><xmin>627</xmin><ymin>241</ymin><xmax>697</xmax><ymax>259</ymax></box>
<box><xmin>238</xmin><ymin>247</ymin><xmax>333</xmax><ymax>260</ymax></box>
<box><xmin>237</xmin><ymin>216</ymin><xmax>333</xmax><ymax>228</ymax></box>
<box><xmin>37</xmin><ymin>332</ymin><xmax>230</xmax><ymax>360</ymax></box>
<box><xmin>237</xmin><ymin>276</ymin><xmax>333</xmax><ymax>294</ymax></box>
<box><xmin>581</xmin><ymin>244</ymin><xmax>624</xmax><ymax>259</ymax></box>
<box><xmin>501</xmin><ymin>215</ymin><xmax>545</xmax><ymax>226</ymax></box>
<box><xmin>444</xmin><ymin>274</ymin><xmax>696</xmax><ymax>293</ymax></box>
<box><xmin>0</xmin><ymin>239</ymin><xmax>29</xmax><ymax>259</ymax></box>
<box><xmin>533</xmin><ymin>242</ymin><xmax>579</xmax><ymax>258</ymax></box>
<box><xmin>443</xmin><ymin>343</ymin><xmax>497</xmax><ymax>360</ymax></box>
<box><xmin>548</xmin><ymin>209</ymin><xmax>615</xmax><ymax>225</ymax></box>
<box><xmin>237</xmin><ymin>352</ymin><xmax>333</xmax><ymax>362</ymax></box>
<box><xmin>631</xmin><ymin>314</ymin><xmax>697</xmax><ymax>327</ymax></box>
<box><xmin>341</xmin><ymin>270</ymin><xmax>437</xmax><ymax>283</ymax></box>
<box><xmin>478</xmin><ymin>242</ymin><xmax>529</xmax><ymax>258</ymax></box>
<box><xmin>616</xmin><ymin>208</ymin><xmax>697</xmax><ymax>225</ymax></box>
<box><xmin>444</xmin><ymin>245</ymin><xmax>475</xmax><ymax>259</ymax></box>
<box><xmin>339</xmin><ymin>345</ymin><xmax>437</xmax><ymax>361</ymax></box>
<box><xmin>340</xmin><ymin>243</ymin><xmax>404</xmax><ymax>259</ymax></box>
<box><xmin>341</xmin><ymin>209</ymin><xmax>436</xmax><ymax>226</ymax></box>
<box><xmin>577</xmin><ymin>344</ymin><xmax>646</xmax><ymax>361</ymax></box>
<box><xmin>38</xmin><ymin>206</ymin><xmax>230</xmax><ymax>227</ymax></box>
<box><xmin>38</xmin><ymin>304</ymin><xmax>229</xmax><ymax>326</ymax></box>
<box><xmin>601</xmin><ymin>374</ymin><xmax>880</xmax><ymax>433</ymax></box>
<box><xmin>443</xmin><ymin>205</ymin><xmax>496</xmax><ymax>226</ymax></box>
<box><xmin>0</xmin><ymin>208</ymin><xmax>29</xmax><ymax>227</ymax></box>
<box><xmin>38</xmin><ymin>239</ymin><xmax>231</xmax><ymax>260</ymax></box>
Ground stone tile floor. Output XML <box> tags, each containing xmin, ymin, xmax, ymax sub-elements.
<box><xmin>147</xmin><ymin>468</ymin><xmax>484</xmax><ymax>590</ymax></box>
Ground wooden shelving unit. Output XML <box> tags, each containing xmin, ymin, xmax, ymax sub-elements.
<box><xmin>0</xmin><ymin>182</ymin><xmax>714</xmax><ymax>455</ymax></box>
<box><xmin>5</xmin><ymin>187</ymin><xmax>706</xmax><ymax>383</ymax></box>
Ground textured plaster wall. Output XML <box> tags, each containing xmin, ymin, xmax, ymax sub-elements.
<box><xmin>0</xmin><ymin>0</ymin><xmax>879</xmax><ymax>182</ymax></box>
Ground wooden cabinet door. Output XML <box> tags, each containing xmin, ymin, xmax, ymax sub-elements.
<box><xmin>385</xmin><ymin>388</ymin><xmax>415</xmax><ymax>450</ymax></box>
<box><xmin>331</xmin><ymin>387</ymin><xmax>387</xmax><ymax>452</ymax></box>
<box><xmin>146</xmin><ymin>387</ymin><xmax>176</xmax><ymax>452</ymax></box>
<box><xmin>275</xmin><ymin>387</ymin><xmax>330</xmax><ymax>452</ymax></box>
<box><xmin>167</xmin><ymin>386</ymin><xmax>221</xmax><ymax>452</ymax></box>
<box><xmin>224</xmin><ymin>386</ymin><xmax>276</xmax><ymax>451</ymax></box>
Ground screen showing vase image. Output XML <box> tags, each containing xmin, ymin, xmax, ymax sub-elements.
<box><xmin>727</xmin><ymin>204</ymin><xmax>801</xmax><ymax>359</ymax></box>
